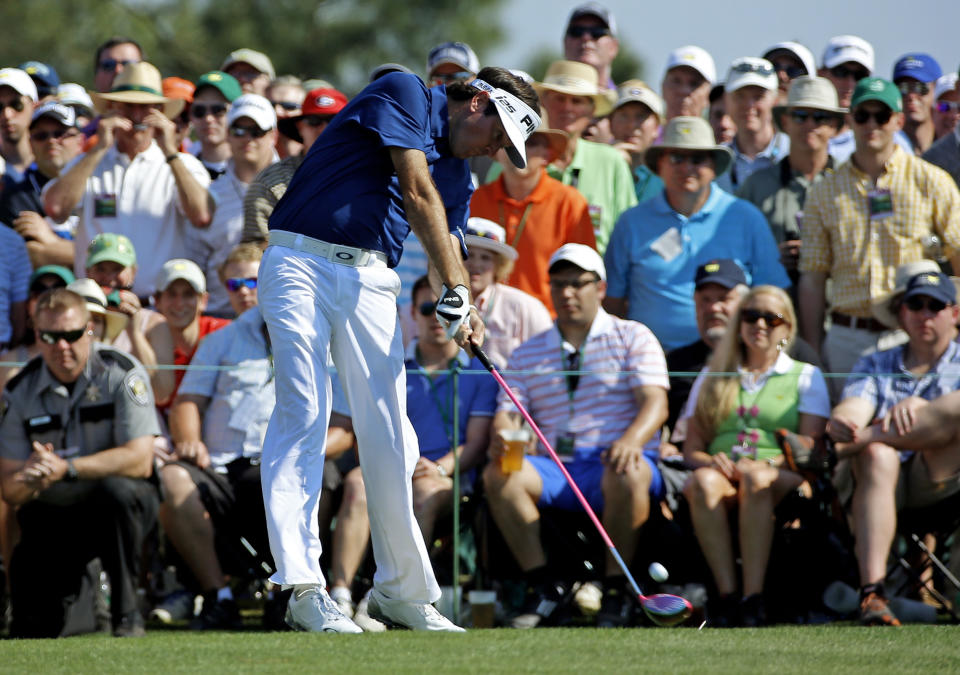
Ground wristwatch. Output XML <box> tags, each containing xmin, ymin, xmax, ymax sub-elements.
<box><xmin>64</xmin><ymin>459</ymin><xmax>80</xmax><ymax>482</ymax></box>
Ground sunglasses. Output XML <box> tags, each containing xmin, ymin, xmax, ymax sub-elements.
<box><xmin>897</xmin><ymin>81</ymin><xmax>930</xmax><ymax>96</ymax></box>
<box><xmin>829</xmin><ymin>65</ymin><xmax>870</xmax><ymax>81</ymax></box>
<box><xmin>230</xmin><ymin>125</ymin><xmax>269</xmax><ymax>138</ymax></box>
<box><xmin>30</xmin><ymin>128</ymin><xmax>80</xmax><ymax>142</ymax></box>
<box><xmin>0</xmin><ymin>98</ymin><xmax>25</xmax><ymax>113</ymax></box>
<box><xmin>566</xmin><ymin>25</ymin><xmax>611</xmax><ymax>39</ymax></box>
<box><xmin>29</xmin><ymin>281</ymin><xmax>66</xmax><ymax>296</ymax></box>
<box><xmin>788</xmin><ymin>110</ymin><xmax>840</xmax><ymax>126</ymax></box>
<box><xmin>431</xmin><ymin>71</ymin><xmax>473</xmax><ymax>85</ymax></box>
<box><xmin>936</xmin><ymin>101</ymin><xmax>960</xmax><ymax>113</ymax></box>
<box><xmin>741</xmin><ymin>309</ymin><xmax>787</xmax><ymax>327</ymax></box>
<box><xmin>225</xmin><ymin>277</ymin><xmax>258</xmax><ymax>292</ymax></box>
<box><xmin>730</xmin><ymin>61</ymin><xmax>775</xmax><ymax>77</ymax></box>
<box><xmin>303</xmin><ymin>115</ymin><xmax>334</xmax><ymax>127</ymax></box>
<box><xmin>903</xmin><ymin>296</ymin><xmax>951</xmax><ymax>313</ymax></box>
<box><xmin>667</xmin><ymin>152</ymin><xmax>712</xmax><ymax>166</ymax></box>
<box><xmin>853</xmin><ymin>108</ymin><xmax>893</xmax><ymax>126</ymax></box>
<box><xmin>548</xmin><ymin>277</ymin><xmax>599</xmax><ymax>291</ymax></box>
<box><xmin>97</xmin><ymin>58</ymin><xmax>138</xmax><ymax>72</ymax></box>
<box><xmin>38</xmin><ymin>328</ymin><xmax>88</xmax><ymax>345</ymax></box>
<box><xmin>772</xmin><ymin>64</ymin><xmax>807</xmax><ymax>79</ymax></box>
<box><xmin>418</xmin><ymin>301</ymin><xmax>437</xmax><ymax>317</ymax></box>
<box><xmin>191</xmin><ymin>103</ymin><xmax>228</xmax><ymax>119</ymax></box>
<box><xmin>271</xmin><ymin>100</ymin><xmax>301</xmax><ymax>111</ymax></box>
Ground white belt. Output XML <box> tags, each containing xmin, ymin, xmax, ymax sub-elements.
<box><xmin>268</xmin><ymin>230</ymin><xmax>388</xmax><ymax>268</ymax></box>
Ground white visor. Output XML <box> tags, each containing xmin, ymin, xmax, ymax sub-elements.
<box><xmin>470</xmin><ymin>79</ymin><xmax>541</xmax><ymax>168</ymax></box>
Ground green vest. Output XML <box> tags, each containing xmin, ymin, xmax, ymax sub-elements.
<box><xmin>708</xmin><ymin>360</ymin><xmax>804</xmax><ymax>461</ymax></box>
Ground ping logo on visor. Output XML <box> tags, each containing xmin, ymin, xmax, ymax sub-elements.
<box><xmin>470</xmin><ymin>79</ymin><xmax>541</xmax><ymax>169</ymax></box>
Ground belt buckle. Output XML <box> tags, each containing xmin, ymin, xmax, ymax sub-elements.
<box><xmin>330</xmin><ymin>244</ymin><xmax>360</xmax><ymax>266</ymax></box>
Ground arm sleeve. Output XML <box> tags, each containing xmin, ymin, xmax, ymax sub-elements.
<box><xmin>0</xmin><ymin>390</ymin><xmax>31</xmax><ymax>462</ymax></box>
<box><xmin>468</xmin><ymin>364</ymin><xmax>499</xmax><ymax>418</ymax></box>
<box><xmin>355</xmin><ymin>74</ymin><xmax>430</xmax><ymax>151</ymax></box>
<box><xmin>839</xmin><ymin>353</ymin><xmax>882</xmax><ymax>409</ymax></box>
<box><xmin>176</xmin><ymin>331</ymin><xmax>223</xmax><ymax>399</ymax></box>
<box><xmin>114</xmin><ymin>364</ymin><xmax>162</xmax><ymax>445</ymax></box>
<box><xmin>929</xmin><ymin>167</ymin><xmax>960</xmax><ymax>257</ymax></box>
<box><xmin>625</xmin><ymin>323</ymin><xmax>670</xmax><ymax>391</ymax></box>
<box><xmin>797</xmin><ymin>364</ymin><xmax>831</xmax><ymax>417</ymax></box>
<box><xmin>171</xmin><ymin>153</ymin><xmax>212</xmax><ymax>216</ymax></box>
<box><xmin>603</xmin><ymin>209</ymin><xmax>634</xmax><ymax>299</ymax></box>
<box><xmin>10</xmin><ymin>234</ymin><xmax>31</xmax><ymax>303</ymax></box>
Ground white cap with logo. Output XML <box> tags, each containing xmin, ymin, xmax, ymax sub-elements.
<box><xmin>664</xmin><ymin>46</ymin><xmax>717</xmax><ymax>86</ymax></box>
<box><xmin>157</xmin><ymin>258</ymin><xmax>206</xmax><ymax>294</ymax></box>
<box><xmin>226</xmin><ymin>93</ymin><xmax>277</xmax><ymax>131</ymax></box>
<box><xmin>0</xmin><ymin>68</ymin><xmax>39</xmax><ymax>102</ymax></box>
<box><xmin>821</xmin><ymin>35</ymin><xmax>875</xmax><ymax>73</ymax></box>
<box><xmin>549</xmin><ymin>243</ymin><xmax>606</xmax><ymax>281</ymax></box>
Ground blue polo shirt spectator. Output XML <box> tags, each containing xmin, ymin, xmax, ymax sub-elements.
<box><xmin>404</xmin><ymin>343</ymin><xmax>498</xmax><ymax>481</ymax></box>
<box><xmin>604</xmin><ymin>184</ymin><xmax>789</xmax><ymax>351</ymax></box>
<box><xmin>268</xmin><ymin>73</ymin><xmax>471</xmax><ymax>266</ymax></box>
<box><xmin>0</xmin><ymin>225</ymin><xmax>31</xmax><ymax>347</ymax></box>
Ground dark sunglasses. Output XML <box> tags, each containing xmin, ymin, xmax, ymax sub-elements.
<box><xmin>741</xmin><ymin>309</ymin><xmax>787</xmax><ymax>327</ymax></box>
<box><xmin>903</xmin><ymin>296</ymin><xmax>951</xmax><ymax>313</ymax></box>
<box><xmin>272</xmin><ymin>100</ymin><xmax>300</xmax><ymax>111</ymax></box>
<box><xmin>853</xmin><ymin>108</ymin><xmax>893</xmax><ymax>126</ymax></box>
<box><xmin>566</xmin><ymin>25</ymin><xmax>611</xmax><ymax>39</ymax></box>
<box><xmin>829</xmin><ymin>65</ymin><xmax>869</xmax><ymax>81</ymax></box>
<box><xmin>897</xmin><ymin>81</ymin><xmax>930</xmax><ymax>96</ymax></box>
<box><xmin>29</xmin><ymin>281</ymin><xmax>66</xmax><ymax>296</ymax></box>
<box><xmin>0</xmin><ymin>98</ymin><xmax>25</xmax><ymax>113</ymax></box>
<box><xmin>730</xmin><ymin>61</ymin><xmax>775</xmax><ymax>77</ymax></box>
<box><xmin>667</xmin><ymin>152</ymin><xmax>712</xmax><ymax>166</ymax></box>
<box><xmin>303</xmin><ymin>115</ymin><xmax>334</xmax><ymax>127</ymax></box>
<box><xmin>548</xmin><ymin>276</ymin><xmax>599</xmax><ymax>291</ymax></box>
<box><xmin>773</xmin><ymin>63</ymin><xmax>807</xmax><ymax>79</ymax></box>
<box><xmin>38</xmin><ymin>328</ymin><xmax>87</xmax><ymax>345</ymax></box>
<box><xmin>225</xmin><ymin>277</ymin><xmax>258</xmax><ymax>292</ymax></box>
<box><xmin>97</xmin><ymin>58</ymin><xmax>138</xmax><ymax>72</ymax></box>
<box><xmin>230</xmin><ymin>125</ymin><xmax>269</xmax><ymax>138</ymax></box>
<box><xmin>418</xmin><ymin>301</ymin><xmax>437</xmax><ymax>317</ymax></box>
<box><xmin>788</xmin><ymin>110</ymin><xmax>840</xmax><ymax>126</ymax></box>
<box><xmin>936</xmin><ymin>101</ymin><xmax>960</xmax><ymax>113</ymax></box>
<box><xmin>191</xmin><ymin>103</ymin><xmax>228</xmax><ymax>119</ymax></box>
<box><xmin>431</xmin><ymin>71</ymin><xmax>473</xmax><ymax>85</ymax></box>
<box><xmin>30</xmin><ymin>128</ymin><xmax>80</xmax><ymax>142</ymax></box>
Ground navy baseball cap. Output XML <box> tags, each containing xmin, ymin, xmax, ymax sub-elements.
<box><xmin>19</xmin><ymin>61</ymin><xmax>59</xmax><ymax>97</ymax></box>
<box><xmin>892</xmin><ymin>53</ymin><xmax>942</xmax><ymax>84</ymax></box>
<box><xmin>695</xmin><ymin>259</ymin><xmax>747</xmax><ymax>290</ymax></box>
<box><xmin>901</xmin><ymin>271</ymin><xmax>956</xmax><ymax>305</ymax></box>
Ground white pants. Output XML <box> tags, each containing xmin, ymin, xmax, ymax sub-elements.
<box><xmin>258</xmin><ymin>243</ymin><xmax>440</xmax><ymax>603</ymax></box>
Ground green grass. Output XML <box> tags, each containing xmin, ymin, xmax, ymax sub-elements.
<box><xmin>1</xmin><ymin>626</ymin><xmax>958</xmax><ymax>673</ymax></box>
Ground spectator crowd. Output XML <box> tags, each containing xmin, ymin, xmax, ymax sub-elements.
<box><xmin>2</xmin><ymin>1</ymin><xmax>960</xmax><ymax>637</ymax></box>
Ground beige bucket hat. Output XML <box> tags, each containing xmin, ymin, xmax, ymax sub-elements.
<box><xmin>67</xmin><ymin>278</ymin><xmax>129</xmax><ymax>342</ymax></box>
<box><xmin>91</xmin><ymin>62</ymin><xmax>185</xmax><ymax>119</ymax></box>
<box><xmin>645</xmin><ymin>116</ymin><xmax>734</xmax><ymax>175</ymax></box>
<box><xmin>774</xmin><ymin>75</ymin><xmax>847</xmax><ymax>129</ymax></box>
<box><xmin>534</xmin><ymin>60</ymin><xmax>612</xmax><ymax>116</ymax></box>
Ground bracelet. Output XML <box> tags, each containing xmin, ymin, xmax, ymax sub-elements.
<box><xmin>436</xmin><ymin>464</ymin><xmax>449</xmax><ymax>477</ymax></box>
<box><xmin>165</xmin><ymin>152</ymin><xmax>180</xmax><ymax>163</ymax></box>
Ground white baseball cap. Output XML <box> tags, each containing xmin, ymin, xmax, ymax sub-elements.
<box><xmin>613</xmin><ymin>79</ymin><xmax>664</xmax><ymax>121</ymax></box>
<box><xmin>821</xmin><ymin>35</ymin><xmax>875</xmax><ymax>73</ymax></box>
<box><xmin>469</xmin><ymin>79</ymin><xmax>540</xmax><ymax>169</ymax></box>
<box><xmin>549</xmin><ymin>243</ymin><xmax>606</xmax><ymax>281</ymax></box>
<box><xmin>226</xmin><ymin>93</ymin><xmax>277</xmax><ymax>130</ymax></box>
<box><xmin>762</xmin><ymin>41</ymin><xmax>817</xmax><ymax>78</ymax></box>
<box><xmin>426</xmin><ymin>42</ymin><xmax>480</xmax><ymax>77</ymax></box>
<box><xmin>157</xmin><ymin>258</ymin><xmax>206</xmax><ymax>294</ymax></box>
<box><xmin>664</xmin><ymin>46</ymin><xmax>716</xmax><ymax>86</ymax></box>
<box><xmin>0</xmin><ymin>68</ymin><xmax>39</xmax><ymax>102</ymax></box>
<box><xmin>935</xmin><ymin>73</ymin><xmax>959</xmax><ymax>101</ymax></box>
<box><xmin>725</xmin><ymin>57</ymin><xmax>778</xmax><ymax>93</ymax></box>
<box><xmin>57</xmin><ymin>83</ymin><xmax>95</xmax><ymax>114</ymax></box>
<box><xmin>30</xmin><ymin>101</ymin><xmax>77</xmax><ymax>129</ymax></box>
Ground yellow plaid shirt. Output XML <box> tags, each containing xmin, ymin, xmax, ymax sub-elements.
<box><xmin>799</xmin><ymin>146</ymin><xmax>960</xmax><ymax>316</ymax></box>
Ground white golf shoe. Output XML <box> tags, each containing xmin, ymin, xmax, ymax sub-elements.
<box><xmin>366</xmin><ymin>588</ymin><xmax>466</xmax><ymax>632</ymax></box>
<box><xmin>284</xmin><ymin>585</ymin><xmax>363</xmax><ymax>633</ymax></box>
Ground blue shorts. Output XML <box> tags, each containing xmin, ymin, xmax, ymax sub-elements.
<box><xmin>527</xmin><ymin>450</ymin><xmax>664</xmax><ymax>512</ymax></box>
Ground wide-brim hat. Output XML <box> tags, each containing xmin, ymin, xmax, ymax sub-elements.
<box><xmin>464</xmin><ymin>217</ymin><xmax>517</xmax><ymax>260</ymax></box>
<box><xmin>91</xmin><ymin>62</ymin><xmax>184</xmax><ymax>119</ymax></box>
<box><xmin>530</xmin><ymin>109</ymin><xmax>569</xmax><ymax>158</ymax></box>
<box><xmin>773</xmin><ymin>75</ymin><xmax>847</xmax><ymax>130</ymax></box>
<box><xmin>67</xmin><ymin>278</ymin><xmax>129</xmax><ymax>342</ymax></box>
<box><xmin>645</xmin><ymin>116</ymin><xmax>734</xmax><ymax>176</ymax></box>
<box><xmin>871</xmin><ymin>260</ymin><xmax>956</xmax><ymax>328</ymax></box>
<box><xmin>534</xmin><ymin>60</ymin><xmax>612</xmax><ymax>117</ymax></box>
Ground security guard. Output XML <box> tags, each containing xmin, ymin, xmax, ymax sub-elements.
<box><xmin>0</xmin><ymin>289</ymin><xmax>160</xmax><ymax>638</ymax></box>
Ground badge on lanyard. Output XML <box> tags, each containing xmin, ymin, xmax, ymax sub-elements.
<box><xmin>556</xmin><ymin>427</ymin><xmax>576</xmax><ymax>459</ymax></box>
<box><xmin>94</xmin><ymin>193</ymin><xmax>118</xmax><ymax>217</ymax></box>
<box><xmin>867</xmin><ymin>189</ymin><xmax>893</xmax><ymax>220</ymax></box>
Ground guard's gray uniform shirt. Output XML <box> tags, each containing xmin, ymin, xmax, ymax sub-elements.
<box><xmin>0</xmin><ymin>343</ymin><xmax>160</xmax><ymax>504</ymax></box>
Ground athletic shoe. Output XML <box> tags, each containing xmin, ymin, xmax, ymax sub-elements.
<box><xmin>285</xmin><ymin>586</ymin><xmax>363</xmax><ymax>633</ymax></box>
<box><xmin>366</xmin><ymin>587</ymin><xmax>466</xmax><ymax>632</ymax></box>
<box><xmin>511</xmin><ymin>581</ymin><xmax>569</xmax><ymax>629</ymax></box>
<box><xmin>740</xmin><ymin>594</ymin><xmax>767</xmax><ymax>627</ymax></box>
<box><xmin>149</xmin><ymin>590</ymin><xmax>196</xmax><ymax>624</ymax></box>
<box><xmin>353</xmin><ymin>590</ymin><xmax>387</xmax><ymax>633</ymax></box>
<box><xmin>859</xmin><ymin>592</ymin><xmax>902</xmax><ymax>627</ymax></box>
<box><xmin>190</xmin><ymin>592</ymin><xmax>242</xmax><ymax>631</ymax></box>
<box><xmin>596</xmin><ymin>585</ymin><xmax>635</xmax><ymax>628</ymax></box>
<box><xmin>113</xmin><ymin>611</ymin><xmax>146</xmax><ymax>638</ymax></box>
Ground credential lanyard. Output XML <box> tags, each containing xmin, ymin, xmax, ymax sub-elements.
<box><xmin>498</xmin><ymin>201</ymin><xmax>534</xmax><ymax>250</ymax></box>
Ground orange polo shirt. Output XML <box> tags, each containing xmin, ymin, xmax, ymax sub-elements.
<box><xmin>470</xmin><ymin>169</ymin><xmax>596</xmax><ymax>314</ymax></box>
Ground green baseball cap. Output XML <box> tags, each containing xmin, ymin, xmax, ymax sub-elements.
<box><xmin>850</xmin><ymin>77</ymin><xmax>903</xmax><ymax>113</ymax></box>
<box><xmin>194</xmin><ymin>71</ymin><xmax>242</xmax><ymax>102</ymax></box>
<box><xmin>86</xmin><ymin>233</ymin><xmax>137</xmax><ymax>269</ymax></box>
<box><xmin>30</xmin><ymin>264</ymin><xmax>75</xmax><ymax>288</ymax></box>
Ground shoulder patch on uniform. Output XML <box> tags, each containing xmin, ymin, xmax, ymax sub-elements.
<box><xmin>5</xmin><ymin>356</ymin><xmax>43</xmax><ymax>393</ymax></box>
<box><xmin>125</xmin><ymin>372</ymin><xmax>150</xmax><ymax>407</ymax></box>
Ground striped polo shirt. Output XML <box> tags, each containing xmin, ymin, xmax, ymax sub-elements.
<box><xmin>497</xmin><ymin>308</ymin><xmax>669</xmax><ymax>457</ymax></box>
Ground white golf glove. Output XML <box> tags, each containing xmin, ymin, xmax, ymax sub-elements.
<box><xmin>435</xmin><ymin>284</ymin><xmax>471</xmax><ymax>340</ymax></box>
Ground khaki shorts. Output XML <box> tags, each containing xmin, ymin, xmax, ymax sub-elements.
<box><xmin>835</xmin><ymin>453</ymin><xmax>960</xmax><ymax>511</ymax></box>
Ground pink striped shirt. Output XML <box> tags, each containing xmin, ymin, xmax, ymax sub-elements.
<box><xmin>497</xmin><ymin>309</ymin><xmax>669</xmax><ymax>455</ymax></box>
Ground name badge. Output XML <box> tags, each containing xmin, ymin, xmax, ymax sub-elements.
<box><xmin>867</xmin><ymin>189</ymin><xmax>893</xmax><ymax>220</ymax></box>
<box><xmin>650</xmin><ymin>227</ymin><xmax>683</xmax><ymax>262</ymax></box>
<box><xmin>556</xmin><ymin>431</ymin><xmax>576</xmax><ymax>460</ymax></box>
<box><xmin>94</xmin><ymin>193</ymin><xmax>118</xmax><ymax>217</ymax></box>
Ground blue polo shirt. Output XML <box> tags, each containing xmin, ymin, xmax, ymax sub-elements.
<box><xmin>604</xmin><ymin>184</ymin><xmax>790</xmax><ymax>351</ymax></box>
<box><xmin>404</xmin><ymin>344</ymin><xmax>498</xmax><ymax>463</ymax></box>
<box><xmin>268</xmin><ymin>73</ymin><xmax>472</xmax><ymax>267</ymax></box>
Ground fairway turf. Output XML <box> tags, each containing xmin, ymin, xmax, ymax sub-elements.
<box><xmin>1</xmin><ymin>626</ymin><xmax>958</xmax><ymax>673</ymax></box>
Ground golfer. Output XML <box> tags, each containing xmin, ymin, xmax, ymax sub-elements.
<box><xmin>259</xmin><ymin>67</ymin><xmax>540</xmax><ymax>632</ymax></box>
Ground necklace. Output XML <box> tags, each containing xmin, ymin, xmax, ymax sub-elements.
<box><xmin>732</xmin><ymin>368</ymin><xmax>774</xmax><ymax>459</ymax></box>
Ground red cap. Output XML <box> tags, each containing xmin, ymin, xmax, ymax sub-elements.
<box><xmin>302</xmin><ymin>88</ymin><xmax>347</xmax><ymax>115</ymax></box>
<box><xmin>163</xmin><ymin>76</ymin><xmax>195</xmax><ymax>104</ymax></box>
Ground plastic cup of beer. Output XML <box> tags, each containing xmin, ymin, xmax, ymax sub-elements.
<box><xmin>499</xmin><ymin>429</ymin><xmax>529</xmax><ymax>474</ymax></box>
<box><xmin>468</xmin><ymin>590</ymin><xmax>497</xmax><ymax>628</ymax></box>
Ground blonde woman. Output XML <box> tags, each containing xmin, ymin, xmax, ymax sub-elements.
<box><xmin>679</xmin><ymin>285</ymin><xmax>830</xmax><ymax>626</ymax></box>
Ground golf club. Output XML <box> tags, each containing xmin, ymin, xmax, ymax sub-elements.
<box><xmin>472</xmin><ymin>344</ymin><xmax>692</xmax><ymax>627</ymax></box>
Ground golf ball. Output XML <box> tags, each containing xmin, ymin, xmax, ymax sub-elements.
<box><xmin>648</xmin><ymin>562</ymin><xmax>669</xmax><ymax>582</ymax></box>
